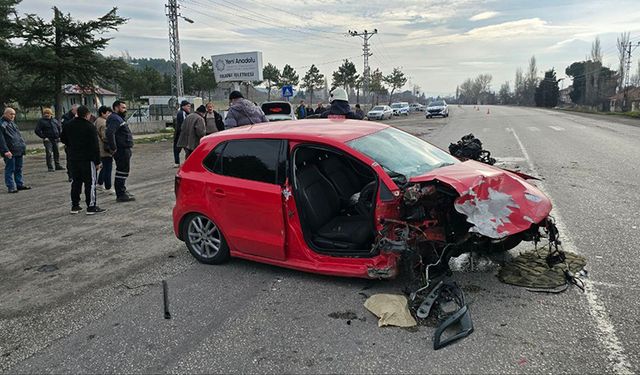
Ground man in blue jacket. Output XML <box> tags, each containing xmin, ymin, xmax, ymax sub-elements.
<box><xmin>105</xmin><ymin>100</ymin><xmax>135</xmax><ymax>202</ymax></box>
<box><xmin>0</xmin><ymin>108</ymin><xmax>30</xmax><ymax>193</ymax></box>
<box><xmin>35</xmin><ymin>108</ymin><xmax>64</xmax><ymax>172</ymax></box>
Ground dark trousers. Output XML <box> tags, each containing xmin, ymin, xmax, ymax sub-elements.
<box><xmin>173</xmin><ymin>138</ymin><xmax>182</xmax><ymax>165</ymax></box>
<box><xmin>97</xmin><ymin>156</ymin><xmax>113</xmax><ymax>190</ymax></box>
<box><xmin>43</xmin><ymin>139</ymin><xmax>61</xmax><ymax>169</ymax></box>
<box><xmin>70</xmin><ymin>160</ymin><xmax>97</xmax><ymax>208</ymax></box>
<box><xmin>114</xmin><ymin>148</ymin><xmax>132</xmax><ymax>197</ymax></box>
<box><xmin>184</xmin><ymin>148</ymin><xmax>193</xmax><ymax>159</ymax></box>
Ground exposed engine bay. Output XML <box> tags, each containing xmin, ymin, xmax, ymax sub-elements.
<box><xmin>373</xmin><ymin>172</ymin><xmax>569</xmax><ymax>349</ymax></box>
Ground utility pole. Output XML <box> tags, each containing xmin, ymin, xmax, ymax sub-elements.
<box><xmin>165</xmin><ymin>0</ymin><xmax>193</xmax><ymax>99</ymax></box>
<box><xmin>623</xmin><ymin>40</ymin><xmax>640</xmax><ymax>111</ymax></box>
<box><xmin>349</xmin><ymin>29</ymin><xmax>377</xmax><ymax>105</ymax></box>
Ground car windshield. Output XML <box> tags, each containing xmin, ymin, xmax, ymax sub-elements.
<box><xmin>429</xmin><ymin>101</ymin><xmax>444</xmax><ymax>107</ymax></box>
<box><xmin>371</xmin><ymin>106</ymin><xmax>384</xmax><ymax>111</ymax></box>
<box><xmin>390</xmin><ymin>104</ymin><xmax>402</xmax><ymax>108</ymax></box>
<box><xmin>347</xmin><ymin>127</ymin><xmax>459</xmax><ymax>178</ymax></box>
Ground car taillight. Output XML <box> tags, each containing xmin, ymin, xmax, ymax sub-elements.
<box><xmin>174</xmin><ymin>176</ymin><xmax>181</xmax><ymax>199</ymax></box>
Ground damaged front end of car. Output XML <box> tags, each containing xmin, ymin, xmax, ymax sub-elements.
<box><xmin>373</xmin><ymin>160</ymin><xmax>558</xmax><ymax>349</ymax></box>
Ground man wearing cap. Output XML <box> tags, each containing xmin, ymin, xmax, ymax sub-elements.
<box><xmin>224</xmin><ymin>91</ymin><xmax>268</xmax><ymax>128</ymax></box>
<box><xmin>174</xmin><ymin>100</ymin><xmax>190</xmax><ymax>167</ymax></box>
<box><xmin>177</xmin><ymin>105</ymin><xmax>206</xmax><ymax>158</ymax></box>
<box><xmin>0</xmin><ymin>107</ymin><xmax>30</xmax><ymax>193</ymax></box>
<box><xmin>35</xmin><ymin>108</ymin><xmax>64</xmax><ymax>172</ymax></box>
<box><xmin>320</xmin><ymin>88</ymin><xmax>362</xmax><ymax>120</ymax></box>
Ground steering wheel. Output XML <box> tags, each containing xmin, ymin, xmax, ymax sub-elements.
<box><xmin>356</xmin><ymin>181</ymin><xmax>377</xmax><ymax>216</ymax></box>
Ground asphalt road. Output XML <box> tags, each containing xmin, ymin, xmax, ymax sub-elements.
<box><xmin>2</xmin><ymin>106</ymin><xmax>639</xmax><ymax>373</ymax></box>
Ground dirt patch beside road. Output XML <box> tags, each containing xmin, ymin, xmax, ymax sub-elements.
<box><xmin>0</xmin><ymin>140</ymin><xmax>183</xmax><ymax>318</ymax></box>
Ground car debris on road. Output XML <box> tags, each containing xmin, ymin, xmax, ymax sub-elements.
<box><xmin>448</xmin><ymin>133</ymin><xmax>496</xmax><ymax>165</ymax></box>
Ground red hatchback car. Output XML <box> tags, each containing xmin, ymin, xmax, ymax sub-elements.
<box><xmin>173</xmin><ymin>120</ymin><xmax>553</xmax><ymax>280</ymax></box>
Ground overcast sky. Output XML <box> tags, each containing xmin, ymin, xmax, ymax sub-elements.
<box><xmin>17</xmin><ymin>0</ymin><xmax>640</xmax><ymax>96</ymax></box>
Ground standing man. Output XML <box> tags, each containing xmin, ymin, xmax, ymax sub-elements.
<box><xmin>61</xmin><ymin>104</ymin><xmax>78</xmax><ymax>125</ymax></box>
<box><xmin>35</xmin><ymin>108</ymin><xmax>64</xmax><ymax>172</ymax></box>
<box><xmin>296</xmin><ymin>100</ymin><xmax>307</xmax><ymax>119</ymax></box>
<box><xmin>94</xmin><ymin>106</ymin><xmax>114</xmax><ymax>194</ymax></box>
<box><xmin>106</xmin><ymin>100</ymin><xmax>135</xmax><ymax>202</ymax></box>
<box><xmin>0</xmin><ymin>108</ymin><xmax>30</xmax><ymax>193</ymax></box>
<box><xmin>177</xmin><ymin>105</ymin><xmax>206</xmax><ymax>158</ymax></box>
<box><xmin>60</xmin><ymin>105</ymin><xmax>105</xmax><ymax>215</ymax></box>
<box><xmin>203</xmin><ymin>102</ymin><xmax>224</xmax><ymax>135</ymax></box>
<box><xmin>174</xmin><ymin>100</ymin><xmax>190</xmax><ymax>168</ymax></box>
<box><xmin>315</xmin><ymin>102</ymin><xmax>325</xmax><ymax>114</ymax></box>
<box><xmin>224</xmin><ymin>91</ymin><xmax>268</xmax><ymax>128</ymax></box>
<box><xmin>354</xmin><ymin>104</ymin><xmax>365</xmax><ymax>119</ymax></box>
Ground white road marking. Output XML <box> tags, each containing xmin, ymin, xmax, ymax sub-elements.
<box><xmin>506</xmin><ymin>127</ymin><xmax>632</xmax><ymax>374</ymax></box>
<box><xmin>527</xmin><ymin>126</ymin><xmax>540</xmax><ymax>132</ymax></box>
<box><xmin>549</xmin><ymin>125</ymin><xmax>566</xmax><ymax>131</ymax></box>
<box><xmin>482</xmin><ymin>128</ymin><xmax>489</xmax><ymax>132</ymax></box>
<box><xmin>573</xmin><ymin>124</ymin><xmax>587</xmax><ymax>129</ymax></box>
<box><xmin>494</xmin><ymin>156</ymin><xmax>526</xmax><ymax>162</ymax></box>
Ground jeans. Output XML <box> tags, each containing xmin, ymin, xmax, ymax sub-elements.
<box><xmin>114</xmin><ymin>148</ymin><xmax>132</xmax><ymax>197</ymax></box>
<box><xmin>43</xmin><ymin>139</ymin><xmax>61</xmax><ymax>170</ymax></box>
<box><xmin>3</xmin><ymin>155</ymin><xmax>24</xmax><ymax>191</ymax></box>
<box><xmin>173</xmin><ymin>138</ymin><xmax>182</xmax><ymax>165</ymax></box>
<box><xmin>97</xmin><ymin>156</ymin><xmax>113</xmax><ymax>190</ymax></box>
<box><xmin>70</xmin><ymin>160</ymin><xmax>97</xmax><ymax>208</ymax></box>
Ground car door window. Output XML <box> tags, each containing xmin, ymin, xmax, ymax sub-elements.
<box><xmin>217</xmin><ymin>139</ymin><xmax>283</xmax><ymax>184</ymax></box>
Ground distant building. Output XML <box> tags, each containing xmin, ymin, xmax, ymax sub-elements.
<box><xmin>609</xmin><ymin>87</ymin><xmax>640</xmax><ymax>112</ymax></box>
<box><xmin>61</xmin><ymin>84</ymin><xmax>117</xmax><ymax>113</ymax></box>
<box><xmin>559</xmin><ymin>86</ymin><xmax>573</xmax><ymax>106</ymax></box>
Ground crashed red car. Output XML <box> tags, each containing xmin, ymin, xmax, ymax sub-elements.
<box><xmin>172</xmin><ymin>120</ymin><xmax>552</xmax><ymax>279</ymax></box>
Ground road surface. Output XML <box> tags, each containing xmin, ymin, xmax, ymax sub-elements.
<box><xmin>1</xmin><ymin>106</ymin><xmax>639</xmax><ymax>373</ymax></box>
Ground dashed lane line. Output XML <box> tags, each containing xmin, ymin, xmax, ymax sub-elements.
<box><xmin>507</xmin><ymin>127</ymin><xmax>632</xmax><ymax>374</ymax></box>
<box><xmin>527</xmin><ymin>126</ymin><xmax>540</xmax><ymax>132</ymax></box>
<box><xmin>549</xmin><ymin>125</ymin><xmax>566</xmax><ymax>131</ymax></box>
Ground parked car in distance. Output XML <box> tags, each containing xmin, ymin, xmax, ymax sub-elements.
<box><xmin>367</xmin><ymin>105</ymin><xmax>393</xmax><ymax>120</ymax></box>
<box><xmin>261</xmin><ymin>101</ymin><xmax>297</xmax><ymax>121</ymax></box>
<box><xmin>173</xmin><ymin>120</ymin><xmax>553</xmax><ymax>281</ymax></box>
<box><xmin>426</xmin><ymin>100</ymin><xmax>449</xmax><ymax>118</ymax></box>
<box><xmin>390</xmin><ymin>102</ymin><xmax>410</xmax><ymax>116</ymax></box>
<box><xmin>410</xmin><ymin>103</ymin><xmax>425</xmax><ymax>112</ymax></box>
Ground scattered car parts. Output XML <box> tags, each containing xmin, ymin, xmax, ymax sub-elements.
<box><xmin>449</xmin><ymin>134</ymin><xmax>496</xmax><ymax>165</ymax></box>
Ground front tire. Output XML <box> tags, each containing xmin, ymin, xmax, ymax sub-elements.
<box><xmin>183</xmin><ymin>213</ymin><xmax>230</xmax><ymax>264</ymax></box>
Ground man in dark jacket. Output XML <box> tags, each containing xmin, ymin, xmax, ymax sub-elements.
<box><xmin>61</xmin><ymin>104</ymin><xmax>78</xmax><ymax>126</ymax></box>
<box><xmin>320</xmin><ymin>88</ymin><xmax>363</xmax><ymax>120</ymax></box>
<box><xmin>106</xmin><ymin>100</ymin><xmax>135</xmax><ymax>202</ymax></box>
<box><xmin>35</xmin><ymin>108</ymin><xmax>64</xmax><ymax>172</ymax></box>
<box><xmin>177</xmin><ymin>105</ymin><xmax>206</xmax><ymax>158</ymax></box>
<box><xmin>295</xmin><ymin>100</ymin><xmax>307</xmax><ymax>119</ymax></box>
<box><xmin>174</xmin><ymin>100</ymin><xmax>190</xmax><ymax>167</ymax></box>
<box><xmin>0</xmin><ymin>107</ymin><xmax>30</xmax><ymax>193</ymax></box>
<box><xmin>60</xmin><ymin>105</ymin><xmax>105</xmax><ymax>215</ymax></box>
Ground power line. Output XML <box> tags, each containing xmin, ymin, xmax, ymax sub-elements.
<box><xmin>166</xmin><ymin>0</ymin><xmax>185</xmax><ymax>97</ymax></box>
<box><xmin>349</xmin><ymin>29</ymin><xmax>377</xmax><ymax>104</ymax></box>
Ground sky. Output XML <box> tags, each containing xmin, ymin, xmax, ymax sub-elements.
<box><xmin>17</xmin><ymin>0</ymin><xmax>640</xmax><ymax>96</ymax></box>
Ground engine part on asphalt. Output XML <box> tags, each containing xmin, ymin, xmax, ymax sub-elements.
<box><xmin>448</xmin><ymin>133</ymin><xmax>496</xmax><ymax>165</ymax></box>
<box><xmin>433</xmin><ymin>304</ymin><xmax>474</xmax><ymax>350</ymax></box>
<box><xmin>162</xmin><ymin>280</ymin><xmax>172</xmax><ymax>319</ymax></box>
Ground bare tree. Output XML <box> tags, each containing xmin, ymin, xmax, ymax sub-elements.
<box><xmin>617</xmin><ymin>32</ymin><xmax>630</xmax><ymax>92</ymax></box>
<box><xmin>591</xmin><ymin>36</ymin><xmax>602</xmax><ymax>63</ymax></box>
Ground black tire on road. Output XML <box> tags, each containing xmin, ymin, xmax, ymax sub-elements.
<box><xmin>182</xmin><ymin>213</ymin><xmax>230</xmax><ymax>264</ymax></box>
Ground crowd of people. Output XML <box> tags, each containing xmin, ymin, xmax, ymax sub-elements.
<box><xmin>1</xmin><ymin>87</ymin><xmax>365</xmax><ymax>213</ymax></box>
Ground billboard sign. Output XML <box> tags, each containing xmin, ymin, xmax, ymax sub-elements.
<box><xmin>212</xmin><ymin>51</ymin><xmax>263</xmax><ymax>82</ymax></box>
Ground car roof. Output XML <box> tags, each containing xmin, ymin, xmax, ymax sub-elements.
<box><xmin>208</xmin><ymin>119</ymin><xmax>389</xmax><ymax>143</ymax></box>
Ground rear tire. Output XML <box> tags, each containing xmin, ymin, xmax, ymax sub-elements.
<box><xmin>182</xmin><ymin>213</ymin><xmax>230</xmax><ymax>264</ymax></box>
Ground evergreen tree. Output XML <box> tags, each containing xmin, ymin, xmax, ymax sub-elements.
<box><xmin>301</xmin><ymin>64</ymin><xmax>324</xmax><ymax>106</ymax></box>
<box><xmin>262</xmin><ymin>63</ymin><xmax>280</xmax><ymax>100</ymax></box>
<box><xmin>280</xmin><ymin>64</ymin><xmax>299</xmax><ymax>87</ymax></box>
<box><xmin>332</xmin><ymin>59</ymin><xmax>358</xmax><ymax>91</ymax></box>
<box><xmin>5</xmin><ymin>6</ymin><xmax>128</xmax><ymax>117</ymax></box>
<box><xmin>534</xmin><ymin>69</ymin><xmax>559</xmax><ymax>107</ymax></box>
<box><xmin>384</xmin><ymin>67</ymin><xmax>407</xmax><ymax>104</ymax></box>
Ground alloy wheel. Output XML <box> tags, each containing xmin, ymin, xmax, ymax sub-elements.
<box><xmin>187</xmin><ymin>215</ymin><xmax>222</xmax><ymax>259</ymax></box>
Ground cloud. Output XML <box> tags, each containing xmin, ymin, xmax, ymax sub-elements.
<box><xmin>469</xmin><ymin>11</ymin><xmax>500</xmax><ymax>21</ymax></box>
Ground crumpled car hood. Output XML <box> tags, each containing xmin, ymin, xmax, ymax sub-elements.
<box><xmin>409</xmin><ymin>160</ymin><xmax>551</xmax><ymax>239</ymax></box>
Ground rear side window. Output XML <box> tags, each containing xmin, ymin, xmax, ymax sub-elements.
<box><xmin>219</xmin><ymin>139</ymin><xmax>283</xmax><ymax>184</ymax></box>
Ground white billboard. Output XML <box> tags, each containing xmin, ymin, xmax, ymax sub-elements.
<box><xmin>212</xmin><ymin>51</ymin><xmax>263</xmax><ymax>82</ymax></box>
